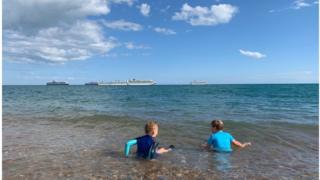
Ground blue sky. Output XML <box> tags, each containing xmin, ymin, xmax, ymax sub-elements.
<box><xmin>3</xmin><ymin>0</ymin><xmax>319</xmax><ymax>85</ymax></box>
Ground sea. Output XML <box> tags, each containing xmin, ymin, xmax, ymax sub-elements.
<box><xmin>3</xmin><ymin>84</ymin><xmax>319</xmax><ymax>179</ymax></box>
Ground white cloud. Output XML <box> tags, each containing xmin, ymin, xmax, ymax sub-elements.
<box><xmin>4</xmin><ymin>21</ymin><xmax>117</xmax><ymax>63</ymax></box>
<box><xmin>154</xmin><ymin>27</ymin><xmax>176</xmax><ymax>35</ymax></box>
<box><xmin>270</xmin><ymin>0</ymin><xmax>315</xmax><ymax>12</ymax></box>
<box><xmin>103</xmin><ymin>20</ymin><xmax>142</xmax><ymax>31</ymax></box>
<box><xmin>239</xmin><ymin>49</ymin><xmax>266</xmax><ymax>59</ymax></box>
<box><xmin>139</xmin><ymin>3</ymin><xmax>150</xmax><ymax>16</ymax></box>
<box><xmin>4</xmin><ymin>0</ymin><xmax>110</xmax><ymax>34</ymax></box>
<box><xmin>124</xmin><ymin>42</ymin><xmax>151</xmax><ymax>49</ymax></box>
<box><xmin>110</xmin><ymin>0</ymin><xmax>135</xmax><ymax>6</ymax></box>
<box><xmin>292</xmin><ymin>0</ymin><xmax>311</xmax><ymax>9</ymax></box>
<box><xmin>172</xmin><ymin>3</ymin><xmax>238</xmax><ymax>26</ymax></box>
<box><xmin>3</xmin><ymin>0</ymin><xmax>118</xmax><ymax>64</ymax></box>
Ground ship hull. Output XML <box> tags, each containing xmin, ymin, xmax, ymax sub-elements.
<box><xmin>46</xmin><ymin>80</ymin><xmax>69</xmax><ymax>85</ymax></box>
<box><xmin>85</xmin><ymin>79</ymin><xmax>156</xmax><ymax>86</ymax></box>
<box><xmin>190</xmin><ymin>83</ymin><xmax>207</xmax><ymax>85</ymax></box>
<box><xmin>127</xmin><ymin>82</ymin><xmax>155</xmax><ymax>85</ymax></box>
<box><xmin>98</xmin><ymin>83</ymin><xmax>127</xmax><ymax>86</ymax></box>
<box><xmin>46</xmin><ymin>82</ymin><xmax>69</xmax><ymax>85</ymax></box>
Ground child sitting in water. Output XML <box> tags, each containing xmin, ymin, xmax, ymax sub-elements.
<box><xmin>125</xmin><ymin>121</ymin><xmax>173</xmax><ymax>159</ymax></box>
<box><xmin>202</xmin><ymin>120</ymin><xmax>251</xmax><ymax>152</ymax></box>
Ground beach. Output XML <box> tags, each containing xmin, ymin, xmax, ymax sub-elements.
<box><xmin>3</xmin><ymin>84</ymin><xmax>319</xmax><ymax>179</ymax></box>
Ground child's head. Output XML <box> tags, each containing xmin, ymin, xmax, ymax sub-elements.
<box><xmin>211</xmin><ymin>120</ymin><xmax>224</xmax><ymax>132</ymax></box>
<box><xmin>145</xmin><ymin>121</ymin><xmax>159</xmax><ymax>137</ymax></box>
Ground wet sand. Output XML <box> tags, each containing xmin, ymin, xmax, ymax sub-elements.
<box><xmin>3</xmin><ymin>115</ymin><xmax>319</xmax><ymax>179</ymax></box>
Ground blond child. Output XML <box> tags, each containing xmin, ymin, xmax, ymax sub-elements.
<box><xmin>125</xmin><ymin>121</ymin><xmax>173</xmax><ymax>159</ymax></box>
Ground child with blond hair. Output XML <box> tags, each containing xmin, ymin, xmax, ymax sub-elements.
<box><xmin>125</xmin><ymin>121</ymin><xmax>173</xmax><ymax>159</ymax></box>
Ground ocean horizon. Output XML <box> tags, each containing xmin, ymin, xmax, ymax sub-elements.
<box><xmin>3</xmin><ymin>82</ymin><xmax>319</xmax><ymax>85</ymax></box>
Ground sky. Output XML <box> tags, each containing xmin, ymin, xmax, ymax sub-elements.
<box><xmin>3</xmin><ymin>0</ymin><xmax>319</xmax><ymax>85</ymax></box>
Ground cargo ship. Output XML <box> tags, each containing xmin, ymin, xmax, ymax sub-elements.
<box><xmin>46</xmin><ymin>80</ymin><xmax>69</xmax><ymax>85</ymax></box>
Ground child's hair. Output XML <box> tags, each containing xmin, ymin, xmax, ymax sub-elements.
<box><xmin>211</xmin><ymin>120</ymin><xmax>224</xmax><ymax>130</ymax></box>
<box><xmin>145</xmin><ymin>121</ymin><xmax>158</xmax><ymax>134</ymax></box>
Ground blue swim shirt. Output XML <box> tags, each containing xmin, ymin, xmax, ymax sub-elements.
<box><xmin>136</xmin><ymin>135</ymin><xmax>157</xmax><ymax>159</ymax></box>
<box><xmin>207</xmin><ymin>130</ymin><xmax>234</xmax><ymax>152</ymax></box>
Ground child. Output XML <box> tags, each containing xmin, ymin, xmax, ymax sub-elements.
<box><xmin>125</xmin><ymin>121</ymin><xmax>173</xmax><ymax>159</ymax></box>
<box><xmin>202</xmin><ymin>120</ymin><xmax>251</xmax><ymax>152</ymax></box>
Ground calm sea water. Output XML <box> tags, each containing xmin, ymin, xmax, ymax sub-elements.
<box><xmin>3</xmin><ymin>84</ymin><xmax>319</xmax><ymax>124</ymax></box>
<box><xmin>3</xmin><ymin>84</ymin><xmax>319</xmax><ymax>179</ymax></box>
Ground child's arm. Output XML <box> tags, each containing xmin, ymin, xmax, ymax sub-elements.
<box><xmin>232</xmin><ymin>140</ymin><xmax>251</xmax><ymax>148</ymax></box>
<box><xmin>201</xmin><ymin>143</ymin><xmax>209</xmax><ymax>148</ymax></box>
<box><xmin>201</xmin><ymin>135</ymin><xmax>212</xmax><ymax>149</ymax></box>
<box><xmin>124</xmin><ymin>139</ymin><xmax>137</xmax><ymax>157</ymax></box>
<box><xmin>156</xmin><ymin>147</ymin><xmax>170</xmax><ymax>154</ymax></box>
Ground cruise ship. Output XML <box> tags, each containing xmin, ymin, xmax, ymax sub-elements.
<box><xmin>46</xmin><ymin>80</ymin><xmax>69</xmax><ymax>85</ymax></box>
<box><xmin>127</xmin><ymin>79</ymin><xmax>156</xmax><ymax>86</ymax></box>
<box><xmin>190</xmin><ymin>80</ymin><xmax>207</xmax><ymax>85</ymax></box>
<box><xmin>84</xmin><ymin>79</ymin><xmax>156</xmax><ymax>86</ymax></box>
<box><xmin>98</xmin><ymin>80</ymin><xmax>128</xmax><ymax>86</ymax></box>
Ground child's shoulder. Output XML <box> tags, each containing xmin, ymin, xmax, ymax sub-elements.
<box><xmin>223</xmin><ymin>130</ymin><xmax>231</xmax><ymax>134</ymax></box>
<box><xmin>222</xmin><ymin>131</ymin><xmax>234</xmax><ymax>139</ymax></box>
<box><xmin>216</xmin><ymin>130</ymin><xmax>233</xmax><ymax>137</ymax></box>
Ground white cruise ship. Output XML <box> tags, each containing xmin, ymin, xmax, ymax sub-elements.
<box><xmin>190</xmin><ymin>80</ymin><xmax>207</xmax><ymax>85</ymax></box>
<box><xmin>127</xmin><ymin>79</ymin><xmax>156</xmax><ymax>86</ymax></box>
<box><xmin>84</xmin><ymin>79</ymin><xmax>156</xmax><ymax>86</ymax></box>
<box><xmin>98</xmin><ymin>80</ymin><xmax>128</xmax><ymax>86</ymax></box>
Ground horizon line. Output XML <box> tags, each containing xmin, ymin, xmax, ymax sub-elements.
<box><xmin>2</xmin><ymin>82</ymin><xmax>319</xmax><ymax>86</ymax></box>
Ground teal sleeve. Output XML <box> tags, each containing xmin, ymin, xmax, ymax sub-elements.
<box><xmin>125</xmin><ymin>139</ymin><xmax>137</xmax><ymax>157</ymax></box>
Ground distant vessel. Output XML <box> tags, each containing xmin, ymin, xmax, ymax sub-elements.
<box><xmin>46</xmin><ymin>80</ymin><xmax>69</xmax><ymax>85</ymax></box>
<box><xmin>98</xmin><ymin>80</ymin><xmax>128</xmax><ymax>86</ymax></box>
<box><xmin>190</xmin><ymin>80</ymin><xmax>207</xmax><ymax>85</ymax></box>
<box><xmin>127</xmin><ymin>79</ymin><xmax>156</xmax><ymax>86</ymax></box>
<box><xmin>84</xmin><ymin>82</ymin><xmax>99</xmax><ymax>85</ymax></box>
<box><xmin>87</xmin><ymin>79</ymin><xmax>156</xmax><ymax>86</ymax></box>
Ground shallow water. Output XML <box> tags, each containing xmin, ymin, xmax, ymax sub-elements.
<box><xmin>3</xmin><ymin>115</ymin><xmax>318</xmax><ymax>179</ymax></box>
<box><xmin>3</xmin><ymin>84</ymin><xmax>319</xmax><ymax>179</ymax></box>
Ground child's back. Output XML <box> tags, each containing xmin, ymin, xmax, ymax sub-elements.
<box><xmin>203</xmin><ymin>120</ymin><xmax>251</xmax><ymax>152</ymax></box>
<box><xmin>136</xmin><ymin>134</ymin><xmax>157</xmax><ymax>158</ymax></box>
<box><xmin>208</xmin><ymin>130</ymin><xmax>234</xmax><ymax>152</ymax></box>
<box><xmin>125</xmin><ymin>121</ymin><xmax>171</xmax><ymax>159</ymax></box>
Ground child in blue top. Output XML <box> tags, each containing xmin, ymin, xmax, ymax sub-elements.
<box><xmin>125</xmin><ymin>121</ymin><xmax>173</xmax><ymax>159</ymax></box>
<box><xmin>202</xmin><ymin>120</ymin><xmax>251</xmax><ymax>152</ymax></box>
